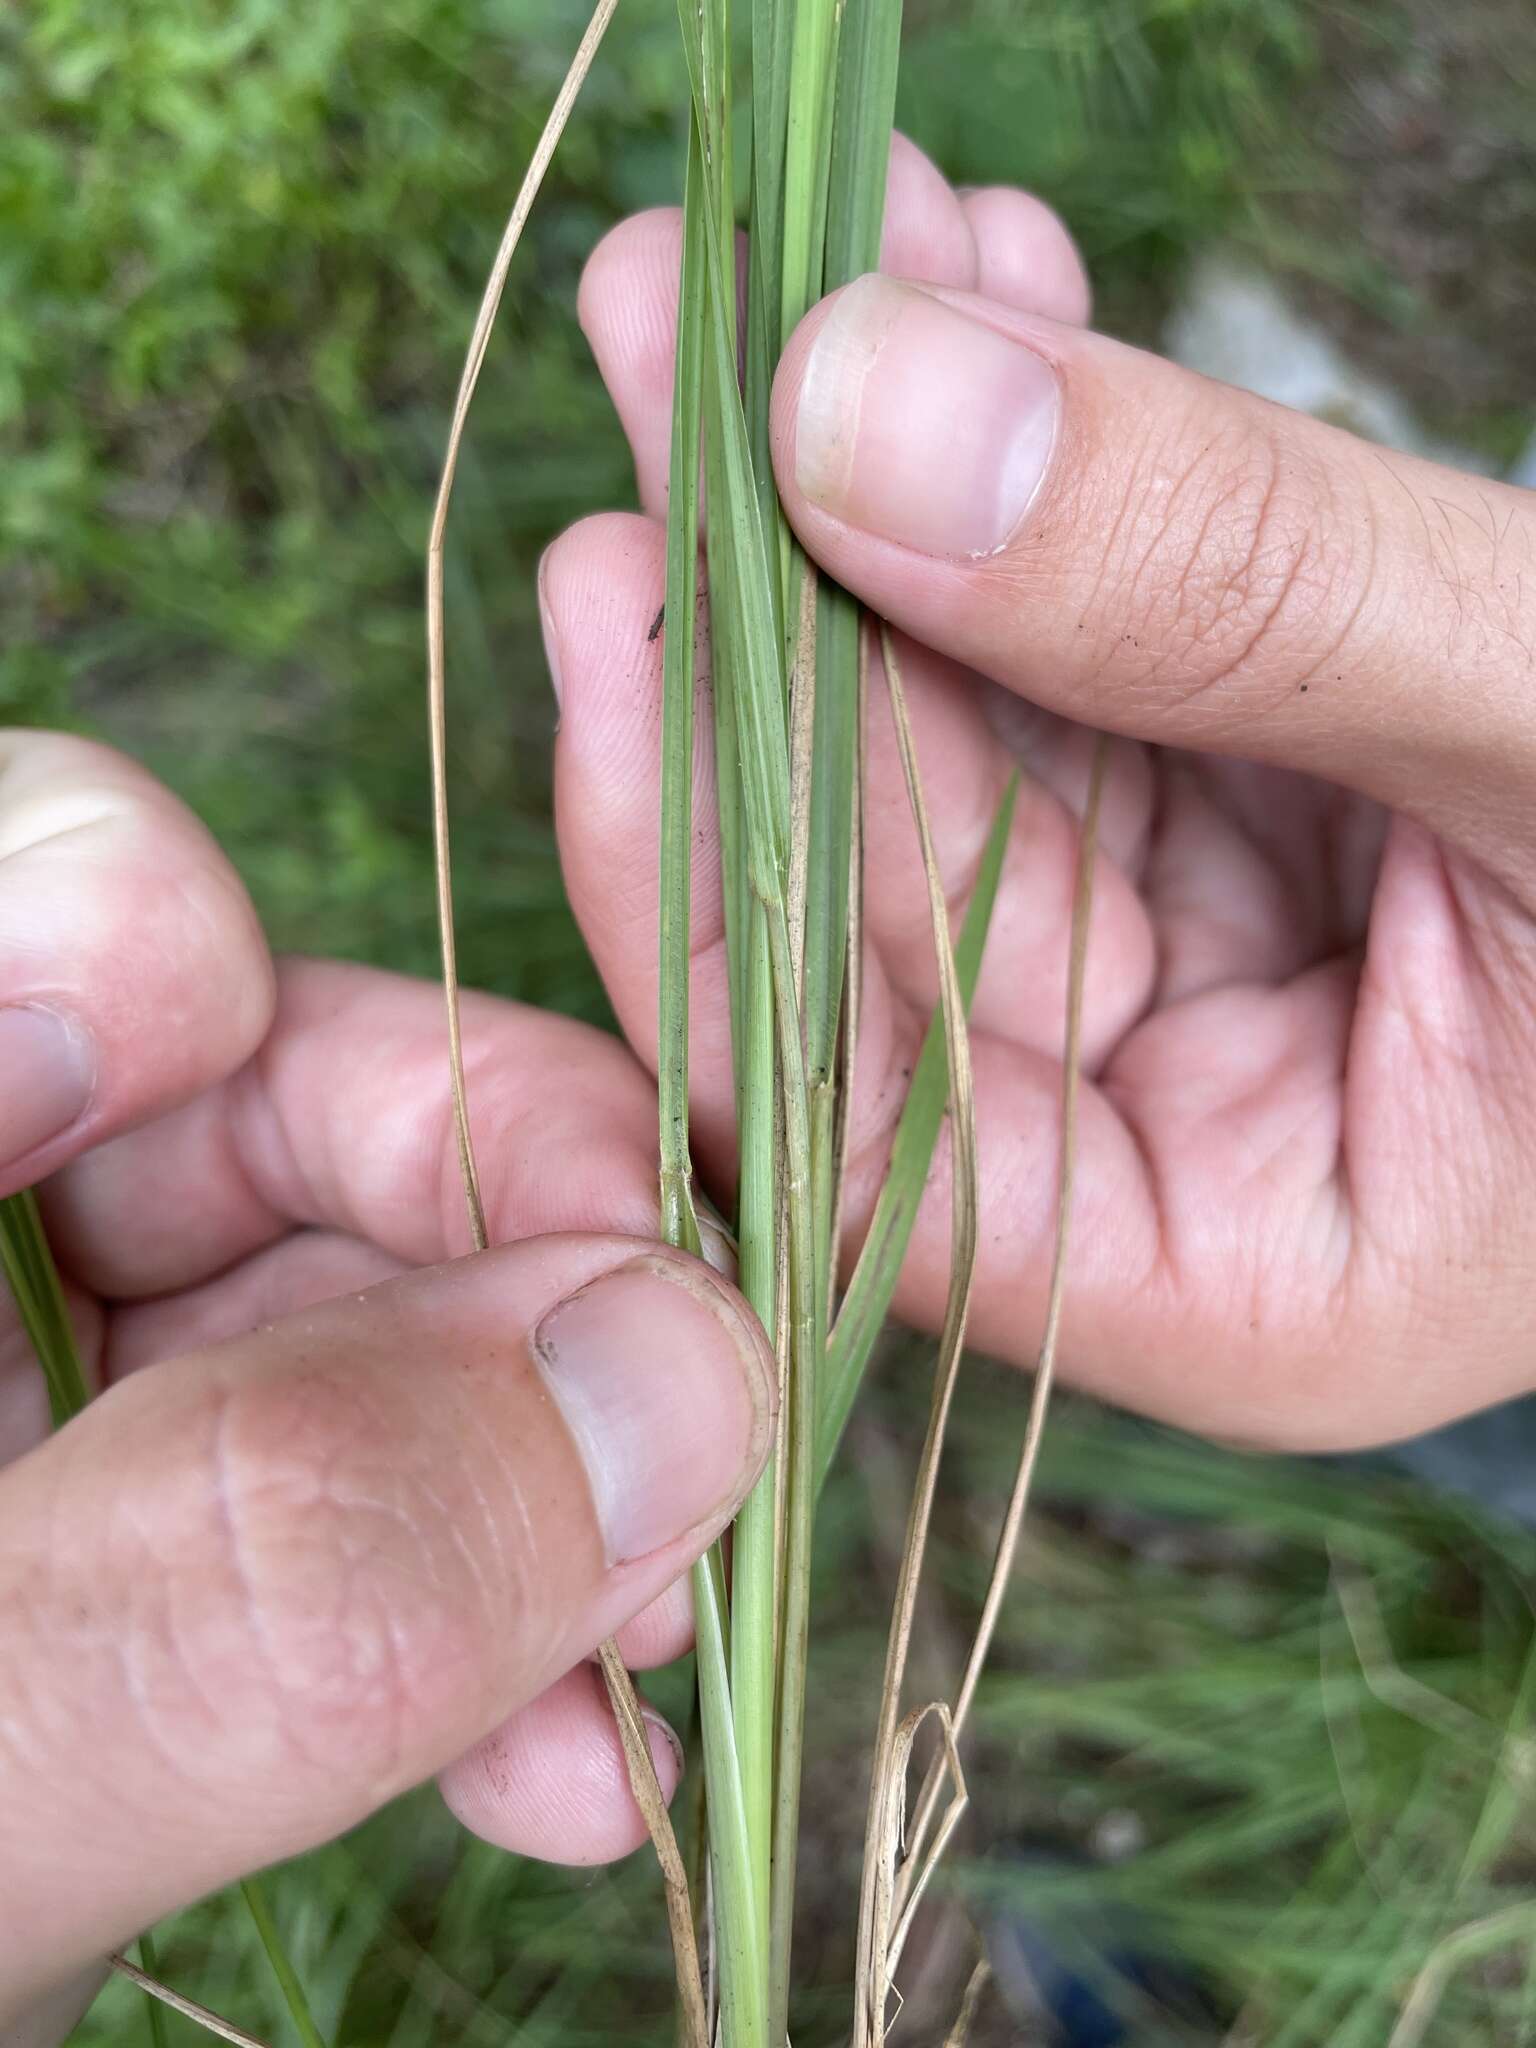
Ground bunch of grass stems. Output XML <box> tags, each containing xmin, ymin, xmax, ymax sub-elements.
<box><xmin>431</xmin><ymin>4</ymin><xmax>1105</xmax><ymax>2040</ymax></box>
<box><xmin>1</xmin><ymin>3</ymin><xmax>1104</xmax><ymax>2042</ymax></box>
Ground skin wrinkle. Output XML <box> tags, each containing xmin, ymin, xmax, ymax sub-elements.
<box><xmin>209</xmin><ymin>1378</ymin><xmax>284</xmax><ymax>1719</ymax></box>
<box><xmin>1138</xmin><ymin>427</ymin><xmax>1333</xmax><ymax>725</ymax></box>
<box><xmin>1444</xmin><ymin>859</ymin><xmax>1536</xmax><ymax>1090</ymax></box>
<box><xmin>1367</xmin><ymin>457</ymin><xmax>1536</xmax><ymax>798</ymax></box>
<box><xmin>113</xmin><ymin>1483</ymin><xmax>213</xmax><ymax>1804</ymax></box>
<box><xmin>205</xmin><ymin>1365</ymin><xmax>434</xmax><ymax>1792</ymax></box>
<box><xmin>0</xmin><ymin>1488</ymin><xmax>69</xmax><ymax>1783</ymax></box>
<box><xmin>1125</xmin><ymin>408</ymin><xmax>1256</xmax><ymax>628</ymax></box>
<box><xmin>298</xmin><ymin>1446</ymin><xmax>469</xmax><ymax>1780</ymax></box>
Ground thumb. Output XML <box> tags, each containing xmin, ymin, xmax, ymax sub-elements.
<box><xmin>0</xmin><ymin>1235</ymin><xmax>773</xmax><ymax>2026</ymax></box>
<box><xmin>0</xmin><ymin>731</ymin><xmax>274</xmax><ymax>1198</ymax></box>
<box><xmin>772</xmin><ymin>275</ymin><xmax>1536</xmax><ymax>883</ymax></box>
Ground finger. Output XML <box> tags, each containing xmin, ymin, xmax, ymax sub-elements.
<box><xmin>861</xmin><ymin>629</ymin><xmax>1154</xmax><ymax>1064</ymax></box>
<box><xmin>579</xmin><ymin>137</ymin><xmax>1088</xmax><ymax>517</ymax></box>
<box><xmin>107</xmin><ymin>1222</ymin><xmax>697</xmax><ymax>1819</ymax></box>
<box><xmin>544</xmin><ymin>511</ymin><xmax>919</xmax><ymax>1195</ymax></box>
<box><xmin>105</xmin><ymin>1230</ymin><xmax>406</xmax><ymax>1376</ymax></box>
<box><xmin>771</xmin><ymin>279</ymin><xmax>1536</xmax><ymax>886</ymax></box>
<box><xmin>0</xmin><ymin>1235</ymin><xmax>774</xmax><ymax>2019</ymax></box>
<box><xmin>544</xmin><ymin>512</ymin><xmax>734</xmax><ymax>1163</ymax></box>
<box><xmin>42</xmin><ymin>957</ymin><xmax>672</xmax><ymax>1299</ymax></box>
<box><xmin>958</xmin><ymin>184</ymin><xmax>1092</xmax><ymax>325</ymax></box>
<box><xmin>543</xmin><ymin>513</ymin><xmax>1153</xmax><ymax>1153</ymax></box>
<box><xmin>440</xmin><ymin>1662</ymin><xmax>683</xmax><ymax>1866</ymax></box>
<box><xmin>107</xmin><ymin>1223</ymin><xmax>695</xmax><ymax>1668</ymax></box>
<box><xmin>0</xmin><ymin>732</ymin><xmax>273</xmax><ymax>1197</ymax></box>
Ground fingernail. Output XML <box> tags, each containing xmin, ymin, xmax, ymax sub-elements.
<box><xmin>642</xmin><ymin>1705</ymin><xmax>685</xmax><ymax>1789</ymax></box>
<box><xmin>537</xmin><ymin>553</ymin><xmax>564</xmax><ymax>706</ymax></box>
<box><xmin>693</xmin><ymin>1191</ymin><xmax>738</xmax><ymax>1281</ymax></box>
<box><xmin>0</xmin><ymin>1007</ymin><xmax>93</xmax><ymax>1169</ymax></box>
<box><xmin>794</xmin><ymin>273</ymin><xmax>1060</xmax><ymax>559</ymax></box>
<box><xmin>532</xmin><ymin>1255</ymin><xmax>774</xmax><ymax>1566</ymax></box>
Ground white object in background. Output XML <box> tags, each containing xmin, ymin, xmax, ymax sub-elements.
<box><xmin>1163</xmin><ymin>251</ymin><xmax>1500</xmax><ymax>475</ymax></box>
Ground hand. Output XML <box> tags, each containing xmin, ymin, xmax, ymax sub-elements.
<box><xmin>544</xmin><ymin>136</ymin><xmax>1536</xmax><ymax>1458</ymax></box>
<box><xmin>0</xmin><ymin>734</ymin><xmax>775</xmax><ymax>2039</ymax></box>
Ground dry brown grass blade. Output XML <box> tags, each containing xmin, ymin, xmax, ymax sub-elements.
<box><xmin>864</xmin><ymin>1702</ymin><xmax>968</xmax><ymax>2039</ymax></box>
<box><xmin>108</xmin><ymin>1957</ymin><xmax>272</xmax><ymax>2048</ymax></box>
<box><xmin>424</xmin><ymin>11</ymin><xmax>706</xmax><ymax>2043</ymax></box>
<box><xmin>852</xmin><ymin>625</ymin><xmax>980</xmax><ymax>2048</ymax></box>
<box><xmin>942</xmin><ymin>1958</ymin><xmax>993</xmax><ymax>2048</ymax></box>
<box><xmin>427</xmin><ymin>0</ymin><xmax>621</xmax><ymax>1255</ymax></box>
<box><xmin>1331</xmin><ymin>1552</ymin><xmax>1529</xmax><ymax>1770</ymax></box>
<box><xmin>594</xmin><ymin>1639</ymin><xmax>710</xmax><ymax>2048</ymax></box>
<box><xmin>894</xmin><ymin>734</ymin><xmax>1108</xmax><ymax>1920</ymax></box>
<box><xmin>1385</xmin><ymin>1904</ymin><xmax>1536</xmax><ymax>2048</ymax></box>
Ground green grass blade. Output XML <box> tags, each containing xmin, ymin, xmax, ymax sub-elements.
<box><xmin>746</xmin><ymin>0</ymin><xmax>793</xmax><ymax>632</ymax></box>
<box><xmin>728</xmin><ymin>903</ymin><xmax>780</xmax><ymax>1936</ymax></box>
<box><xmin>678</xmin><ymin>6</ymin><xmax>826</xmax><ymax>2024</ymax></box>
<box><xmin>800</xmin><ymin>0</ymin><xmax>903</xmax><ymax>1094</ymax></box>
<box><xmin>816</xmin><ymin>772</ymin><xmax>1019</xmax><ymax>1489</ymax></box>
<box><xmin>137</xmin><ymin>1931</ymin><xmax>172</xmax><ymax>2048</ymax></box>
<box><xmin>663</xmin><ymin>109</ymin><xmax>772</xmax><ymax>2048</ymax></box>
<box><xmin>0</xmin><ymin>1189</ymin><xmax>90</xmax><ymax>1425</ymax></box>
<box><xmin>823</xmin><ymin>0</ymin><xmax>904</xmax><ymax>291</ymax></box>
<box><xmin>658</xmin><ymin>126</ymin><xmax>708</xmax><ymax>1260</ymax></box>
<box><xmin>240</xmin><ymin>1878</ymin><xmax>326</xmax><ymax>2048</ymax></box>
<box><xmin>693</xmin><ymin>1558</ymin><xmax>770</xmax><ymax>2048</ymax></box>
<box><xmin>779</xmin><ymin>0</ymin><xmax>840</xmax><ymax>348</ymax></box>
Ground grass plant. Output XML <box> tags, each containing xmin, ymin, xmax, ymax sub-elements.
<box><xmin>431</xmin><ymin>8</ymin><xmax>1106</xmax><ymax>2039</ymax></box>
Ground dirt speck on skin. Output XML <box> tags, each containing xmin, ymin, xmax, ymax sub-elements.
<box><xmin>1285</xmin><ymin>0</ymin><xmax>1536</xmax><ymax>434</ymax></box>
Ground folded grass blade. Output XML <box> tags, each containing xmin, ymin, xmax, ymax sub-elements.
<box><xmin>853</xmin><ymin>624</ymin><xmax>981</xmax><ymax>2048</ymax></box>
<box><xmin>817</xmin><ymin>772</ymin><xmax>1018</xmax><ymax>1488</ymax></box>
<box><xmin>426</xmin><ymin>0</ymin><xmax>621</xmax><ymax>1258</ymax></box>
<box><xmin>892</xmin><ymin>737</ymin><xmax>1109</xmax><ymax>1927</ymax></box>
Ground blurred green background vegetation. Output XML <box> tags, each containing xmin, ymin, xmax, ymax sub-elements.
<box><xmin>5</xmin><ymin>0</ymin><xmax>1535</xmax><ymax>2040</ymax></box>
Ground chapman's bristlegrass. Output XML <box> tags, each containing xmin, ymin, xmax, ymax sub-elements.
<box><xmin>425</xmin><ymin>4</ymin><xmax>1106</xmax><ymax>2042</ymax></box>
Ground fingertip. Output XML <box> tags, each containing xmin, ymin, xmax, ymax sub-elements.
<box><xmin>611</xmin><ymin>1575</ymin><xmax>695</xmax><ymax>1668</ymax></box>
<box><xmin>439</xmin><ymin>1665</ymin><xmax>683</xmax><ymax>1866</ymax></box>
<box><xmin>578</xmin><ymin>209</ymin><xmax>686</xmax><ymax>516</ymax></box>
<box><xmin>576</xmin><ymin>206</ymin><xmax>683</xmax><ymax>365</ymax></box>
<box><xmin>960</xmin><ymin>186</ymin><xmax>1092</xmax><ymax>326</ymax></box>
<box><xmin>542</xmin><ymin>511</ymin><xmax>667</xmax><ymax>769</ymax></box>
<box><xmin>880</xmin><ymin>132</ymin><xmax>978</xmax><ymax>287</ymax></box>
<box><xmin>0</xmin><ymin>735</ymin><xmax>276</xmax><ymax>1190</ymax></box>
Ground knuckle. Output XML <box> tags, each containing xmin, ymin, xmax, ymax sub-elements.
<box><xmin>1107</xmin><ymin>405</ymin><xmax>1355</xmax><ymax>726</ymax></box>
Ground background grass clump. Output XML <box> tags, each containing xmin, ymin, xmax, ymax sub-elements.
<box><xmin>5</xmin><ymin>0</ymin><xmax>1535</xmax><ymax>2041</ymax></box>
